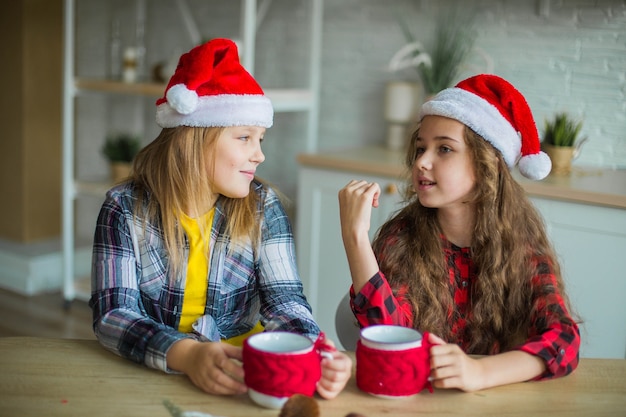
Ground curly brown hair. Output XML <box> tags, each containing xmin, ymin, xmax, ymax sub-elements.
<box><xmin>372</xmin><ymin>125</ymin><xmax>570</xmax><ymax>354</ymax></box>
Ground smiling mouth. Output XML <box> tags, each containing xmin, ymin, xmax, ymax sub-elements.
<box><xmin>419</xmin><ymin>180</ymin><xmax>436</xmax><ymax>186</ymax></box>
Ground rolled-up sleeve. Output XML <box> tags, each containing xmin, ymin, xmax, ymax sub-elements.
<box><xmin>350</xmin><ymin>271</ymin><xmax>414</xmax><ymax>328</ymax></box>
<box><xmin>516</xmin><ymin>258</ymin><xmax>580</xmax><ymax>379</ymax></box>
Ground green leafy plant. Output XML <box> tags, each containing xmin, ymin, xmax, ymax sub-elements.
<box><xmin>543</xmin><ymin>113</ymin><xmax>587</xmax><ymax>148</ymax></box>
<box><xmin>101</xmin><ymin>133</ymin><xmax>141</xmax><ymax>163</ymax></box>
<box><xmin>392</xmin><ymin>6</ymin><xmax>477</xmax><ymax>95</ymax></box>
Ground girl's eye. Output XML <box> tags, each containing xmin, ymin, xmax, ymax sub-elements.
<box><xmin>440</xmin><ymin>146</ymin><xmax>452</xmax><ymax>153</ymax></box>
<box><xmin>238</xmin><ymin>136</ymin><xmax>249</xmax><ymax>142</ymax></box>
<box><xmin>415</xmin><ymin>147</ymin><xmax>425</xmax><ymax>155</ymax></box>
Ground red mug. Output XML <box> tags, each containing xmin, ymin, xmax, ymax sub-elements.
<box><xmin>356</xmin><ymin>325</ymin><xmax>432</xmax><ymax>398</ymax></box>
<box><xmin>243</xmin><ymin>332</ymin><xmax>333</xmax><ymax>409</ymax></box>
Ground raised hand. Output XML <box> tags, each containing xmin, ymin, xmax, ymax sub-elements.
<box><xmin>338</xmin><ymin>180</ymin><xmax>382</xmax><ymax>293</ymax></box>
<box><xmin>338</xmin><ymin>180</ymin><xmax>381</xmax><ymax>242</ymax></box>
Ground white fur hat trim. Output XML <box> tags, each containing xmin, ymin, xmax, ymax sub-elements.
<box><xmin>421</xmin><ymin>87</ymin><xmax>521</xmax><ymax>168</ymax></box>
<box><xmin>156</xmin><ymin>94</ymin><xmax>274</xmax><ymax>128</ymax></box>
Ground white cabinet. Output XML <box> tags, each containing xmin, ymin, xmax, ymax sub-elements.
<box><xmin>61</xmin><ymin>0</ymin><xmax>324</xmax><ymax>304</ymax></box>
<box><xmin>296</xmin><ymin>166</ymin><xmax>405</xmax><ymax>348</ymax></box>
<box><xmin>530</xmin><ymin>197</ymin><xmax>626</xmax><ymax>359</ymax></box>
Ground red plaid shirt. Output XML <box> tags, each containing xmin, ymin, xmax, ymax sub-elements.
<box><xmin>350</xmin><ymin>240</ymin><xmax>580</xmax><ymax>380</ymax></box>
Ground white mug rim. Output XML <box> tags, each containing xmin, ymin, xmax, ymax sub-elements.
<box><xmin>246</xmin><ymin>331</ymin><xmax>314</xmax><ymax>354</ymax></box>
<box><xmin>360</xmin><ymin>325</ymin><xmax>422</xmax><ymax>351</ymax></box>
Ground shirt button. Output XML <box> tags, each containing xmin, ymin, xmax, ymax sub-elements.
<box><xmin>461</xmin><ymin>281</ymin><xmax>468</xmax><ymax>288</ymax></box>
<box><xmin>559</xmin><ymin>349</ymin><xmax>565</xmax><ymax>356</ymax></box>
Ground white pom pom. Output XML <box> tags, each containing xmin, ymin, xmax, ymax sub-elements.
<box><xmin>518</xmin><ymin>151</ymin><xmax>552</xmax><ymax>180</ymax></box>
<box><xmin>166</xmin><ymin>83</ymin><xmax>198</xmax><ymax>115</ymax></box>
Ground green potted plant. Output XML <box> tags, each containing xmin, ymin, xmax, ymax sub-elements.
<box><xmin>390</xmin><ymin>6</ymin><xmax>477</xmax><ymax>96</ymax></box>
<box><xmin>101</xmin><ymin>133</ymin><xmax>141</xmax><ymax>182</ymax></box>
<box><xmin>383</xmin><ymin>6</ymin><xmax>477</xmax><ymax>150</ymax></box>
<box><xmin>542</xmin><ymin>113</ymin><xmax>587</xmax><ymax>175</ymax></box>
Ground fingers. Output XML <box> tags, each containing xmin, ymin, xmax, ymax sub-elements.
<box><xmin>430</xmin><ymin>374</ymin><xmax>464</xmax><ymax>390</ymax></box>
<box><xmin>430</xmin><ymin>340</ymin><xmax>462</xmax><ymax>371</ymax></box>
<box><xmin>339</xmin><ymin>180</ymin><xmax>381</xmax><ymax>240</ymax></box>
<box><xmin>219</xmin><ymin>344</ymin><xmax>245</xmax><ymax>385</ymax></box>
<box><xmin>427</xmin><ymin>333</ymin><xmax>456</xmax><ymax>382</ymax></box>
<box><xmin>428</xmin><ymin>332</ymin><xmax>447</xmax><ymax>345</ymax></box>
<box><xmin>316</xmin><ymin>379</ymin><xmax>342</xmax><ymax>399</ymax></box>
<box><xmin>188</xmin><ymin>343</ymin><xmax>247</xmax><ymax>396</ymax></box>
<box><xmin>221</xmin><ymin>342</ymin><xmax>244</xmax><ymax>361</ymax></box>
<box><xmin>196</xmin><ymin>361</ymin><xmax>248</xmax><ymax>395</ymax></box>
<box><xmin>316</xmin><ymin>352</ymin><xmax>353</xmax><ymax>399</ymax></box>
<box><xmin>339</xmin><ymin>180</ymin><xmax>381</xmax><ymax>208</ymax></box>
<box><xmin>323</xmin><ymin>350</ymin><xmax>352</xmax><ymax>372</ymax></box>
<box><xmin>219</xmin><ymin>353</ymin><xmax>246</xmax><ymax>383</ymax></box>
<box><xmin>428</xmin><ymin>341</ymin><xmax>476</xmax><ymax>391</ymax></box>
<box><xmin>323</xmin><ymin>338</ymin><xmax>336</xmax><ymax>349</ymax></box>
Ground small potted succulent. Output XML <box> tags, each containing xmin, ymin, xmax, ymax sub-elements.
<box><xmin>542</xmin><ymin>113</ymin><xmax>587</xmax><ymax>175</ymax></box>
<box><xmin>101</xmin><ymin>133</ymin><xmax>141</xmax><ymax>182</ymax></box>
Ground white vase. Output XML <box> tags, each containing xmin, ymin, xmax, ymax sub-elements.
<box><xmin>384</xmin><ymin>81</ymin><xmax>423</xmax><ymax>150</ymax></box>
<box><xmin>384</xmin><ymin>81</ymin><xmax>422</xmax><ymax>122</ymax></box>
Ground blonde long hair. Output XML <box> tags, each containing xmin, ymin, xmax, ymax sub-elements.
<box><xmin>131</xmin><ymin>126</ymin><xmax>261</xmax><ymax>278</ymax></box>
<box><xmin>373</xmin><ymin>125</ymin><xmax>573</xmax><ymax>354</ymax></box>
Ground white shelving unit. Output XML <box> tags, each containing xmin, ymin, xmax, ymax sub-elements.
<box><xmin>61</xmin><ymin>0</ymin><xmax>324</xmax><ymax>304</ymax></box>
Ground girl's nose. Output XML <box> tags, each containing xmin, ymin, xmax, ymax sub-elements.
<box><xmin>252</xmin><ymin>145</ymin><xmax>265</xmax><ymax>164</ymax></box>
<box><xmin>417</xmin><ymin>152</ymin><xmax>433</xmax><ymax>171</ymax></box>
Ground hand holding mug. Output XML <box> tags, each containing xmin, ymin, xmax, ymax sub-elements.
<box><xmin>315</xmin><ymin>343</ymin><xmax>353</xmax><ymax>400</ymax></box>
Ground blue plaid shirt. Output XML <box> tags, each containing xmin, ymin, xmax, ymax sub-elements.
<box><xmin>90</xmin><ymin>180</ymin><xmax>319</xmax><ymax>372</ymax></box>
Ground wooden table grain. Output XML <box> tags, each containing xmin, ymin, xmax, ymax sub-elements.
<box><xmin>1</xmin><ymin>337</ymin><xmax>624</xmax><ymax>417</ymax></box>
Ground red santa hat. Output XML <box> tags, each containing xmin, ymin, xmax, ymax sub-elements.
<box><xmin>156</xmin><ymin>38</ymin><xmax>273</xmax><ymax>128</ymax></box>
<box><xmin>420</xmin><ymin>74</ymin><xmax>551</xmax><ymax>180</ymax></box>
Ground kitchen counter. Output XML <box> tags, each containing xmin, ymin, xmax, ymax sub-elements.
<box><xmin>298</xmin><ymin>146</ymin><xmax>626</xmax><ymax>209</ymax></box>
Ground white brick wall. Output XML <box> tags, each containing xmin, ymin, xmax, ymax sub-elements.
<box><xmin>73</xmin><ymin>0</ymin><xmax>626</xmax><ymax>225</ymax></box>
<box><xmin>316</xmin><ymin>0</ymin><xmax>626</xmax><ymax>169</ymax></box>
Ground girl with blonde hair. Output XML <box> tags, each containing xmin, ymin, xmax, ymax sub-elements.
<box><xmin>91</xmin><ymin>38</ymin><xmax>351</xmax><ymax>397</ymax></box>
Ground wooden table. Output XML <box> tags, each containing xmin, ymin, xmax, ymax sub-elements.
<box><xmin>1</xmin><ymin>337</ymin><xmax>625</xmax><ymax>417</ymax></box>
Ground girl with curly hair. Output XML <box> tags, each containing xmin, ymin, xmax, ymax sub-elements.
<box><xmin>339</xmin><ymin>74</ymin><xmax>580</xmax><ymax>392</ymax></box>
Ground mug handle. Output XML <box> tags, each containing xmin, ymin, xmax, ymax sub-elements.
<box><xmin>314</xmin><ymin>332</ymin><xmax>337</xmax><ymax>360</ymax></box>
<box><xmin>320</xmin><ymin>350</ymin><xmax>334</xmax><ymax>360</ymax></box>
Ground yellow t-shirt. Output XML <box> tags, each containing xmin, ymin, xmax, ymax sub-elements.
<box><xmin>178</xmin><ymin>209</ymin><xmax>214</xmax><ymax>333</ymax></box>
<box><xmin>178</xmin><ymin>209</ymin><xmax>263</xmax><ymax>346</ymax></box>
<box><xmin>223</xmin><ymin>321</ymin><xmax>265</xmax><ymax>347</ymax></box>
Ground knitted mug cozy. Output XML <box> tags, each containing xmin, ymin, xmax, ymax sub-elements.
<box><xmin>243</xmin><ymin>333</ymin><xmax>334</xmax><ymax>398</ymax></box>
<box><xmin>356</xmin><ymin>331</ymin><xmax>433</xmax><ymax>397</ymax></box>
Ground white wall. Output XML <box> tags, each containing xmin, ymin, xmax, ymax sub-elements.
<box><xmin>315</xmin><ymin>0</ymin><xmax>625</xmax><ymax>168</ymax></box>
<box><xmin>73</xmin><ymin>0</ymin><xmax>626</xmax><ymax>239</ymax></box>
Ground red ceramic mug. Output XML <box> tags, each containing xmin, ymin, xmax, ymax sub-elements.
<box><xmin>356</xmin><ymin>325</ymin><xmax>432</xmax><ymax>398</ymax></box>
<box><xmin>243</xmin><ymin>332</ymin><xmax>333</xmax><ymax>409</ymax></box>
